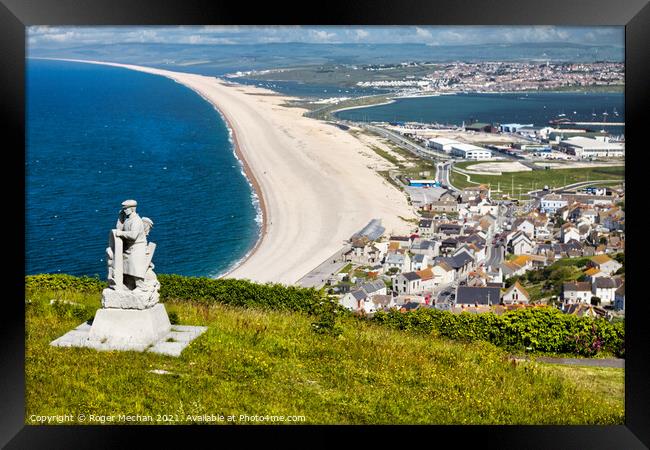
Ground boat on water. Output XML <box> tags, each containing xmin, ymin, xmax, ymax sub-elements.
<box><xmin>549</xmin><ymin>117</ymin><xmax>572</xmax><ymax>125</ymax></box>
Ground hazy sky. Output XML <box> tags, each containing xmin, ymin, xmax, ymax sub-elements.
<box><xmin>28</xmin><ymin>26</ymin><xmax>624</xmax><ymax>48</ymax></box>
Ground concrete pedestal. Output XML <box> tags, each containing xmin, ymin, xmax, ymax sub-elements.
<box><xmin>88</xmin><ymin>303</ymin><xmax>171</xmax><ymax>347</ymax></box>
<box><xmin>50</xmin><ymin>304</ymin><xmax>207</xmax><ymax>357</ymax></box>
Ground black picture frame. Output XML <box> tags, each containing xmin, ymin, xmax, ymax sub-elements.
<box><xmin>3</xmin><ymin>0</ymin><xmax>648</xmax><ymax>447</ymax></box>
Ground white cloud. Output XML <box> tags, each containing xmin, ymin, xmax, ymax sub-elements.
<box><xmin>356</xmin><ymin>29</ymin><xmax>369</xmax><ymax>39</ymax></box>
<box><xmin>309</xmin><ymin>29</ymin><xmax>337</xmax><ymax>43</ymax></box>
<box><xmin>26</xmin><ymin>25</ymin><xmax>624</xmax><ymax>48</ymax></box>
<box><xmin>415</xmin><ymin>27</ymin><xmax>433</xmax><ymax>41</ymax></box>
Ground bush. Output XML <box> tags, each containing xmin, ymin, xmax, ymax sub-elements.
<box><xmin>372</xmin><ymin>307</ymin><xmax>624</xmax><ymax>358</ymax></box>
<box><xmin>310</xmin><ymin>300</ymin><xmax>344</xmax><ymax>337</ymax></box>
<box><xmin>25</xmin><ymin>274</ymin><xmax>106</xmax><ymax>294</ymax></box>
<box><xmin>157</xmin><ymin>274</ymin><xmax>336</xmax><ymax>315</ymax></box>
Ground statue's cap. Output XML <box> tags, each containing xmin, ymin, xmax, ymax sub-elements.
<box><xmin>121</xmin><ymin>199</ymin><xmax>137</xmax><ymax>208</ymax></box>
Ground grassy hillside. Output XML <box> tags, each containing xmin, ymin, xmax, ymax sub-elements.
<box><xmin>26</xmin><ymin>286</ymin><xmax>623</xmax><ymax>425</ymax></box>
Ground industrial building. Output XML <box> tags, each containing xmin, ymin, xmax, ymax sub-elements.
<box><xmin>559</xmin><ymin>137</ymin><xmax>625</xmax><ymax>159</ymax></box>
<box><xmin>427</xmin><ymin>137</ymin><xmax>459</xmax><ymax>152</ymax></box>
<box><xmin>465</xmin><ymin>122</ymin><xmax>496</xmax><ymax>133</ymax></box>
<box><xmin>450</xmin><ymin>143</ymin><xmax>492</xmax><ymax>160</ymax></box>
<box><xmin>499</xmin><ymin>123</ymin><xmax>533</xmax><ymax>133</ymax></box>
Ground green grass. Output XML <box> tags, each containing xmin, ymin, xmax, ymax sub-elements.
<box><xmin>26</xmin><ymin>288</ymin><xmax>623</xmax><ymax>425</ymax></box>
<box><xmin>536</xmin><ymin>363</ymin><xmax>624</xmax><ymax>412</ymax></box>
<box><xmin>451</xmin><ymin>165</ymin><xmax>624</xmax><ymax>198</ymax></box>
<box><xmin>339</xmin><ymin>263</ymin><xmax>353</xmax><ymax>274</ymax></box>
<box><xmin>368</xmin><ymin>145</ymin><xmax>401</xmax><ymax>166</ymax></box>
<box><xmin>306</xmin><ymin>95</ymin><xmax>394</xmax><ymax>121</ymax></box>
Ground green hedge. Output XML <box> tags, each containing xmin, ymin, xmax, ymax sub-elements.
<box><xmin>157</xmin><ymin>274</ymin><xmax>329</xmax><ymax>314</ymax></box>
<box><xmin>372</xmin><ymin>307</ymin><xmax>624</xmax><ymax>357</ymax></box>
<box><xmin>25</xmin><ymin>274</ymin><xmax>107</xmax><ymax>293</ymax></box>
<box><xmin>25</xmin><ymin>273</ymin><xmax>332</xmax><ymax>315</ymax></box>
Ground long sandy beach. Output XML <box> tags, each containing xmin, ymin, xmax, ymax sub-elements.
<box><xmin>49</xmin><ymin>59</ymin><xmax>416</xmax><ymax>284</ymax></box>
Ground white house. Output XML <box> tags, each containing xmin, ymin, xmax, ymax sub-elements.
<box><xmin>509</xmin><ymin>231</ymin><xmax>534</xmax><ymax>255</ymax></box>
<box><xmin>417</xmin><ymin>219</ymin><xmax>435</xmax><ymax>238</ymax></box>
<box><xmin>394</xmin><ymin>272</ymin><xmax>422</xmax><ymax>295</ymax></box>
<box><xmin>591</xmin><ymin>277</ymin><xmax>617</xmax><ymax>306</ymax></box>
<box><xmin>415</xmin><ymin>268</ymin><xmax>436</xmax><ymax>292</ymax></box>
<box><xmin>431</xmin><ymin>262</ymin><xmax>455</xmax><ymax>286</ymax></box>
<box><xmin>501</xmin><ymin>281</ymin><xmax>531</xmax><ymax>305</ymax></box>
<box><xmin>562</xmin><ymin>281</ymin><xmax>592</xmax><ymax>304</ymax></box>
<box><xmin>384</xmin><ymin>252</ymin><xmax>411</xmax><ymax>273</ymax></box>
<box><xmin>513</xmin><ymin>218</ymin><xmax>535</xmax><ymax>238</ymax></box>
<box><xmin>561</xmin><ymin>225</ymin><xmax>581</xmax><ymax>244</ymax></box>
<box><xmin>588</xmin><ymin>255</ymin><xmax>622</xmax><ymax>275</ymax></box>
<box><xmin>540</xmin><ymin>194</ymin><xmax>568</xmax><ymax>214</ymax></box>
<box><xmin>410</xmin><ymin>238</ymin><xmax>439</xmax><ymax>258</ymax></box>
<box><xmin>339</xmin><ymin>280</ymin><xmax>389</xmax><ymax>313</ymax></box>
<box><xmin>410</xmin><ymin>253</ymin><xmax>430</xmax><ymax>271</ymax></box>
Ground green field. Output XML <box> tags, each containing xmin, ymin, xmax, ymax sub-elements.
<box><xmin>451</xmin><ymin>165</ymin><xmax>624</xmax><ymax>198</ymax></box>
<box><xmin>26</xmin><ymin>287</ymin><xmax>623</xmax><ymax>425</ymax></box>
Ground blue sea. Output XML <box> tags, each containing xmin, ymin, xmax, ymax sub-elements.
<box><xmin>335</xmin><ymin>92</ymin><xmax>625</xmax><ymax>135</ymax></box>
<box><xmin>26</xmin><ymin>59</ymin><xmax>260</xmax><ymax>278</ymax></box>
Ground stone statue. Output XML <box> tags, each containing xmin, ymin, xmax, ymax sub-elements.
<box><xmin>50</xmin><ymin>198</ymin><xmax>207</xmax><ymax>355</ymax></box>
<box><xmin>102</xmin><ymin>200</ymin><xmax>160</xmax><ymax>309</ymax></box>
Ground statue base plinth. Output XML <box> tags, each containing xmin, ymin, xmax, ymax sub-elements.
<box><xmin>88</xmin><ymin>303</ymin><xmax>171</xmax><ymax>346</ymax></box>
<box><xmin>50</xmin><ymin>304</ymin><xmax>208</xmax><ymax>357</ymax></box>
<box><xmin>101</xmin><ymin>285</ymin><xmax>159</xmax><ymax>310</ymax></box>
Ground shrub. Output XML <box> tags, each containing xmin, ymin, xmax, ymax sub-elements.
<box><xmin>157</xmin><ymin>274</ymin><xmax>336</xmax><ymax>315</ymax></box>
<box><xmin>310</xmin><ymin>300</ymin><xmax>344</xmax><ymax>337</ymax></box>
<box><xmin>372</xmin><ymin>307</ymin><xmax>624</xmax><ymax>358</ymax></box>
<box><xmin>25</xmin><ymin>274</ymin><xmax>106</xmax><ymax>294</ymax></box>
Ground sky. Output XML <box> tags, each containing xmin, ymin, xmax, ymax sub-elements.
<box><xmin>28</xmin><ymin>26</ymin><xmax>624</xmax><ymax>49</ymax></box>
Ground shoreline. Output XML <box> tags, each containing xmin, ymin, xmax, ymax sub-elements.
<box><xmin>38</xmin><ymin>58</ymin><xmax>416</xmax><ymax>284</ymax></box>
<box><xmin>217</xmin><ymin>109</ymin><xmax>267</xmax><ymax>278</ymax></box>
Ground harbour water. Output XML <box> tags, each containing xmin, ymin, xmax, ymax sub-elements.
<box><xmin>26</xmin><ymin>59</ymin><xmax>260</xmax><ymax>278</ymax></box>
<box><xmin>334</xmin><ymin>92</ymin><xmax>625</xmax><ymax>135</ymax></box>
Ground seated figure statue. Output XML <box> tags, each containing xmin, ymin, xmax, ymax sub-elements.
<box><xmin>102</xmin><ymin>200</ymin><xmax>160</xmax><ymax>309</ymax></box>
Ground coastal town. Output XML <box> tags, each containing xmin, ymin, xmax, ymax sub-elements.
<box><xmin>297</xmin><ymin>117</ymin><xmax>625</xmax><ymax>322</ymax></box>
<box><xmin>356</xmin><ymin>61</ymin><xmax>624</xmax><ymax>94</ymax></box>
<box><xmin>230</xmin><ymin>61</ymin><xmax>624</xmax><ymax>96</ymax></box>
<box><xmin>328</xmin><ymin>180</ymin><xmax>624</xmax><ymax>319</ymax></box>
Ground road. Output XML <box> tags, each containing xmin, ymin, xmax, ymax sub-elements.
<box><xmin>359</xmin><ymin>123</ymin><xmax>452</xmax><ymax>160</ymax></box>
<box><xmin>296</xmin><ymin>244</ymin><xmax>351</xmax><ymax>289</ymax></box>
<box><xmin>436</xmin><ymin>161</ymin><xmax>460</xmax><ymax>193</ymax></box>
<box><xmin>528</xmin><ymin>179</ymin><xmax>623</xmax><ymax>199</ymax></box>
<box><xmin>512</xmin><ymin>356</ymin><xmax>624</xmax><ymax>369</ymax></box>
<box><xmin>485</xmin><ymin>242</ymin><xmax>505</xmax><ymax>270</ymax></box>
